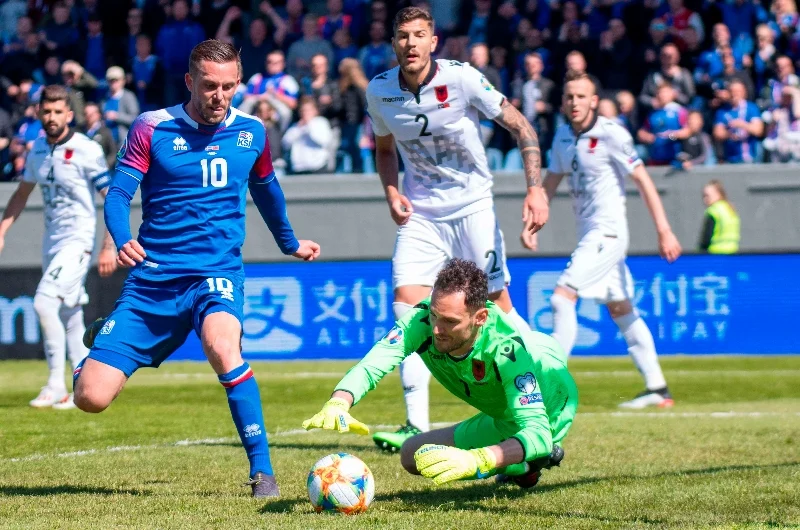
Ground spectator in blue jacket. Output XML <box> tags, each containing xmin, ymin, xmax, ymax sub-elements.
<box><xmin>358</xmin><ymin>21</ymin><xmax>393</xmax><ymax>80</ymax></box>
<box><xmin>713</xmin><ymin>79</ymin><xmax>764</xmax><ymax>163</ymax></box>
<box><xmin>130</xmin><ymin>34</ymin><xmax>164</xmax><ymax>111</ymax></box>
<box><xmin>41</xmin><ymin>2</ymin><xmax>80</xmax><ymax>60</ymax></box>
<box><xmin>719</xmin><ymin>0</ymin><xmax>767</xmax><ymax>56</ymax></box>
<box><xmin>156</xmin><ymin>0</ymin><xmax>205</xmax><ymax>106</ymax></box>
<box><xmin>753</xmin><ymin>24</ymin><xmax>777</xmax><ymax>93</ymax></box>
<box><xmin>638</xmin><ymin>83</ymin><xmax>690</xmax><ymax>165</ymax></box>
<box><xmin>82</xmin><ymin>15</ymin><xmax>106</xmax><ymax>82</ymax></box>
<box><xmin>695</xmin><ymin>24</ymin><xmax>746</xmax><ymax>88</ymax></box>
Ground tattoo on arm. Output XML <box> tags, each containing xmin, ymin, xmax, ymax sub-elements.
<box><xmin>493</xmin><ymin>99</ymin><xmax>542</xmax><ymax>188</ymax></box>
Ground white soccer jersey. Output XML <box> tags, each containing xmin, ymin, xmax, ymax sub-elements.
<box><xmin>366</xmin><ymin>59</ymin><xmax>505</xmax><ymax>221</ymax></box>
<box><xmin>548</xmin><ymin>116</ymin><xmax>643</xmax><ymax>238</ymax></box>
<box><xmin>23</xmin><ymin>130</ymin><xmax>111</xmax><ymax>255</ymax></box>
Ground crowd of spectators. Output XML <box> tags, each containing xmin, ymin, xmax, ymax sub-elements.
<box><xmin>2</xmin><ymin>0</ymin><xmax>800</xmax><ymax>179</ymax></box>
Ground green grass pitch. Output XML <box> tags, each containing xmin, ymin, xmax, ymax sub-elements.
<box><xmin>1</xmin><ymin>356</ymin><xmax>799</xmax><ymax>529</ymax></box>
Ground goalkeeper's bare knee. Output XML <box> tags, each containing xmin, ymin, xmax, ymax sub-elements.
<box><xmin>400</xmin><ymin>440</ymin><xmax>422</xmax><ymax>474</ymax></box>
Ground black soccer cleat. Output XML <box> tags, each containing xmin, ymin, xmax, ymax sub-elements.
<box><xmin>496</xmin><ymin>466</ymin><xmax>541</xmax><ymax>489</ymax></box>
<box><xmin>244</xmin><ymin>472</ymin><xmax>280</xmax><ymax>498</ymax></box>
<box><xmin>83</xmin><ymin>317</ymin><xmax>107</xmax><ymax>348</ymax></box>
<box><xmin>496</xmin><ymin>446</ymin><xmax>564</xmax><ymax>489</ymax></box>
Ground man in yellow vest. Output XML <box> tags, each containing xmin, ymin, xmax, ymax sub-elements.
<box><xmin>699</xmin><ymin>180</ymin><xmax>740</xmax><ymax>254</ymax></box>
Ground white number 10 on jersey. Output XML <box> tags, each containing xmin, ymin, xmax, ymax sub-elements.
<box><xmin>201</xmin><ymin>158</ymin><xmax>228</xmax><ymax>188</ymax></box>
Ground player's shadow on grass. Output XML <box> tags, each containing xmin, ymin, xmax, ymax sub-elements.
<box><xmin>378</xmin><ymin>461</ymin><xmax>800</xmax><ymax>506</ymax></box>
<box><xmin>259</xmin><ymin>461</ymin><xmax>800</xmax><ymax>516</ymax></box>
<box><xmin>0</xmin><ymin>485</ymin><xmax>151</xmax><ymax>497</ymax></box>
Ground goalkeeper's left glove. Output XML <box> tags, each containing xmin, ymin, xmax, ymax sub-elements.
<box><xmin>301</xmin><ymin>397</ymin><xmax>370</xmax><ymax>435</ymax></box>
<box><xmin>413</xmin><ymin>444</ymin><xmax>497</xmax><ymax>486</ymax></box>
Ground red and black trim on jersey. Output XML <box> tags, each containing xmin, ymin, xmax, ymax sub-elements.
<box><xmin>571</xmin><ymin>110</ymin><xmax>599</xmax><ymax>144</ymax></box>
<box><xmin>398</xmin><ymin>62</ymin><xmax>440</xmax><ymax>104</ymax></box>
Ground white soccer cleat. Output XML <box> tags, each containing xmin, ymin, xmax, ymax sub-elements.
<box><xmin>618</xmin><ymin>388</ymin><xmax>674</xmax><ymax>409</ymax></box>
<box><xmin>52</xmin><ymin>393</ymin><xmax>76</xmax><ymax>410</ymax></box>
<box><xmin>29</xmin><ymin>387</ymin><xmax>68</xmax><ymax>408</ymax></box>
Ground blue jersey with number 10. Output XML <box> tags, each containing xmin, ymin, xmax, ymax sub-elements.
<box><xmin>115</xmin><ymin>104</ymin><xmax>275</xmax><ymax>281</ymax></box>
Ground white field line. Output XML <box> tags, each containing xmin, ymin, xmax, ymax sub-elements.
<box><xmin>6</xmin><ymin>413</ymin><xmax>799</xmax><ymax>464</ymax></box>
<box><xmin>151</xmin><ymin>372</ymin><xmax>349</xmax><ymax>380</ymax></box>
<box><xmin>575</xmin><ymin>370</ymin><xmax>800</xmax><ymax>377</ymax></box>
<box><xmin>148</xmin><ymin>369</ymin><xmax>800</xmax><ymax>381</ymax></box>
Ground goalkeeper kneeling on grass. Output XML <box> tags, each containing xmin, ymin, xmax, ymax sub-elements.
<box><xmin>303</xmin><ymin>258</ymin><xmax>579</xmax><ymax>488</ymax></box>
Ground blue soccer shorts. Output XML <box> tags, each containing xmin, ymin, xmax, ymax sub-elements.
<box><xmin>88</xmin><ymin>274</ymin><xmax>244</xmax><ymax>377</ymax></box>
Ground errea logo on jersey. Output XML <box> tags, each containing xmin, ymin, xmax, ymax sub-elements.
<box><xmin>173</xmin><ymin>136</ymin><xmax>188</xmax><ymax>151</ymax></box>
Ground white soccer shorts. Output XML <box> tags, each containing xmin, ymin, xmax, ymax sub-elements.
<box><xmin>38</xmin><ymin>244</ymin><xmax>92</xmax><ymax>307</ymax></box>
<box><xmin>557</xmin><ymin>230</ymin><xmax>634</xmax><ymax>303</ymax></box>
<box><xmin>392</xmin><ymin>208</ymin><xmax>510</xmax><ymax>293</ymax></box>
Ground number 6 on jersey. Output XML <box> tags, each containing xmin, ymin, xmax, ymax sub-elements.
<box><xmin>201</xmin><ymin>158</ymin><xmax>228</xmax><ymax>188</ymax></box>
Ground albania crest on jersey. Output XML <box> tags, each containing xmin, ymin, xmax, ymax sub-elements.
<box><xmin>472</xmin><ymin>358</ymin><xmax>486</xmax><ymax>380</ymax></box>
<box><xmin>434</xmin><ymin>85</ymin><xmax>448</xmax><ymax>102</ymax></box>
<box><xmin>588</xmin><ymin>137</ymin><xmax>598</xmax><ymax>154</ymax></box>
<box><xmin>64</xmin><ymin>148</ymin><xmax>74</xmax><ymax>164</ymax></box>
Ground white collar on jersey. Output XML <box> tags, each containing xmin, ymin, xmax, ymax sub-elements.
<box><xmin>172</xmin><ymin>103</ymin><xmax>236</xmax><ymax>130</ymax></box>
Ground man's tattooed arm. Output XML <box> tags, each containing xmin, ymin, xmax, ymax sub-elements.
<box><xmin>492</xmin><ymin>99</ymin><xmax>542</xmax><ymax>188</ymax></box>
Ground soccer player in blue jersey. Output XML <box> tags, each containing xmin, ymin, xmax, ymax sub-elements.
<box><xmin>73</xmin><ymin>40</ymin><xmax>320</xmax><ymax>498</ymax></box>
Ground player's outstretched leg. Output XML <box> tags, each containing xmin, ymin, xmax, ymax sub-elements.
<box><xmin>608</xmin><ymin>301</ymin><xmax>673</xmax><ymax>409</ymax></box>
<box><xmin>72</xmin><ymin>357</ymin><xmax>128</xmax><ymax>413</ymax></box>
<box><xmin>398</xmin><ymin>425</ymin><xmax>458</xmax><ymax>475</ymax></box>
<box><xmin>373</xmin><ymin>301</ymin><xmax>430</xmax><ymax>453</ymax></box>
<box><xmin>30</xmin><ymin>293</ymin><xmax>70</xmax><ymax>408</ymax></box>
<box><xmin>550</xmin><ymin>289</ymin><xmax>578</xmax><ymax>356</ymax></box>
<box><xmin>53</xmin><ymin>305</ymin><xmax>89</xmax><ymax>410</ymax></box>
<box><xmin>203</xmin><ymin>312</ymin><xmax>278</xmax><ymax>498</ymax></box>
<box><xmin>489</xmin><ymin>287</ymin><xmax>532</xmax><ymax>333</ymax></box>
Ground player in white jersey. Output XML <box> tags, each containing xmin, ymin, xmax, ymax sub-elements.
<box><xmin>524</xmin><ymin>71</ymin><xmax>682</xmax><ymax>408</ymax></box>
<box><xmin>0</xmin><ymin>85</ymin><xmax>117</xmax><ymax>409</ymax></box>
<box><xmin>368</xmin><ymin>7</ymin><xmax>550</xmax><ymax>451</ymax></box>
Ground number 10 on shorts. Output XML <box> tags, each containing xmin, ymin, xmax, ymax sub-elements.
<box><xmin>206</xmin><ymin>278</ymin><xmax>234</xmax><ymax>301</ymax></box>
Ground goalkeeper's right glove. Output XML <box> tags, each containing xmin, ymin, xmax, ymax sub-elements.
<box><xmin>301</xmin><ymin>397</ymin><xmax>370</xmax><ymax>435</ymax></box>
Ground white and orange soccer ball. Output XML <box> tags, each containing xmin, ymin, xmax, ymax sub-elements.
<box><xmin>307</xmin><ymin>453</ymin><xmax>375</xmax><ymax>514</ymax></box>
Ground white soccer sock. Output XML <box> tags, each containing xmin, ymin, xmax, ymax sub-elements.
<box><xmin>505</xmin><ymin>306</ymin><xmax>532</xmax><ymax>332</ymax></box>
<box><xmin>33</xmin><ymin>293</ymin><xmax>67</xmax><ymax>393</ymax></box>
<box><xmin>394</xmin><ymin>301</ymin><xmax>431</xmax><ymax>432</ymax></box>
<box><xmin>61</xmin><ymin>305</ymin><xmax>88</xmax><ymax>376</ymax></box>
<box><xmin>551</xmin><ymin>293</ymin><xmax>578</xmax><ymax>356</ymax></box>
<box><xmin>613</xmin><ymin>311</ymin><xmax>667</xmax><ymax>390</ymax></box>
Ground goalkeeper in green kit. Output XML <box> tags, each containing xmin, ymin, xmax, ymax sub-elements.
<box><xmin>303</xmin><ymin>259</ymin><xmax>579</xmax><ymax>488</ymax></box>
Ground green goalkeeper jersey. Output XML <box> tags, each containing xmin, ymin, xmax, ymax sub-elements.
<box><xmin>334</xmin><ymin>299</ymin><xmax>579</xmax><ymax>462</ymax></box>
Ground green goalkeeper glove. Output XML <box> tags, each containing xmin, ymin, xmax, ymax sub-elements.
<box><xmin>301</xmin><ymin>397</ymin><xmax>370</xmax><ymax>435</ymax></box>
<box><xmin>414</xmin><ymin>444</ymin><xmax>497</xmax><ymax>486</ymax></box>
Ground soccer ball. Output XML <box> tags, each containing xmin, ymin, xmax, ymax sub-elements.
<box><xmin>307</xmin><ymin>453</ymin><xmax>375</xmax><ymax>514</ymax></box>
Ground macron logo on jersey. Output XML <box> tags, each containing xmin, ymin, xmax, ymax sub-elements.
<box><xmin>173</xmin><ymin>136</ymin><xmax>188</xmax><ymax>151</ymax></box>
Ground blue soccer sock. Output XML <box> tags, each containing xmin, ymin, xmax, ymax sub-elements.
<box><xmin>218</xmin><ymin>363</ymin><xmax>273</xmax><ymax>477</ymax></box>
<box><xmin>72</xmin><ymin>357</ymin><xmax>86</xmax><ymax>388</ymax></box>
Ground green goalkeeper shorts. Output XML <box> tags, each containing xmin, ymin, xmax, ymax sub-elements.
<box><xmin>453</xmin><ymin>411</ymin><xmax>572</xmax><ymax>459</ymax></box>
<box><xmin>453</xmin><ymin>413</ymin><xmax>518</xmax><ymax>451</ymax></box>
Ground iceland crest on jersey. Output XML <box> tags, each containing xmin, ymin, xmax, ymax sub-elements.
<box><xmin>237</xmin><ymin>131</ymin><xmax>253</xmax><ymax>148</ymax></box>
